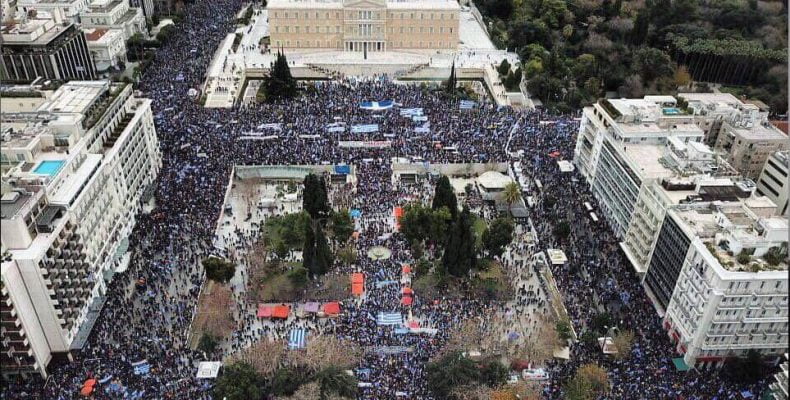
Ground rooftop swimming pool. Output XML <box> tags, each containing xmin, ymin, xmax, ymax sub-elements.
<box><xmin>662</xmin><ymin>107</ymin><xmax>682</xmax><ymax>115</ymax></box>
<box><xmin>33</xmin><ymin>160</ymin><xmax>65</xmax><ymax>176</ymax></box>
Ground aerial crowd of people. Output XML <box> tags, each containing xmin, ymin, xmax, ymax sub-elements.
<box><xmin>0</xmin><ymin>0</ymin><xmax>776</xmax><ymax>398</ymax></box>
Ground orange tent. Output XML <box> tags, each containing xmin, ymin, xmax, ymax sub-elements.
<box><xmin>80</xmin><ymin>386</ymin><xmax>93</xmax><ymax>397</ymax></box>
<box><xmin>272</xmin><ymin>305</ymin><xmax>290</xmax><ymax>319</ymax></box>
<box><xmin>402</xmin><ymin>287</ymin><xmax>413</xmax><ymax>295</ymax></box>
<box><xmin>323</xmin><ymin>302</ymin><xmax>341</xmax><ymax>315</ymax></box>
<box><xmin>352</xmin><ymin>273</ymin><xmax>364</xmax><ymax>284</ymax></box>
<box><xmin>394</xmin><ymin>207</ymin><xmax>404</xmax><ymax>218</ymax></box>
<box><xmin>352</xmin><ymin>283</ymin><xmax>364</xmax><ymax>296</ymax></box>
<box><xmin>401</xmin><ymin>265</ymin><xmax>411</xmax><ymax>274</ymax></box>
<box><xmin>84</xmin><ymin>379</ymin><xmax>97</xmax><ymax>387</ymax></box>
<box><xmin>257</xmin><ymin>305</ymin><xmax>272</xmax><ymax>318</ymax></box>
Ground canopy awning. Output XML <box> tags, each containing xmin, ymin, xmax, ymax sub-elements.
<box><xmin>401</xmin><ymin>265</ymin><xmax>411</xmax><ymax>274</ymax></box>
<box><xmin>352</xmin><ymin>273</ymin><xmax>364</xmax><ymax>284</ymax></box>
<box><xmin>303</xmin><ymin>302</ymin><xmax>320</xmax><ymax>313</ymax></box>
<box><xmin>672</xmin><ymin>357</ymin><xmax>690</xmax><ymax>371</ymax></box>
<box><xmin>272</xmin><ymin>305</ymin><xmax>291</xmax><ymax>319</ymax></box>
<box><xmin>257</xmin><ymin>305</ymin><xmax>272</xmax><ymax>318</ymax></box>
<box><xmin>352</xmin><ymin>283</ymin><xmax>364</xmax><ymax>296</ymax></box>
<box><xmin>401</xmin><ymin>296</ymin><xmax>413</xmax><ymax>305</ymax></box>
<box><xmin>323</xmin><ymin>302</ymin><xmax>341</xmax><ymax>315</ymax></box>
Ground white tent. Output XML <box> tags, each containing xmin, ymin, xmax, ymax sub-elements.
<box><xmin>196</xmin><ymin>361</ymin><xmax>222</xmax><ymax>378</ymax></box>
<box><xmin>477</xmin><ymin>171</ymin><xmax>512</xmax><ymax>191</ymax></box>
<box><xmin>546</xmin><ymin>249</ymin><xmax>568</xmax><ymax>265</ymax></box>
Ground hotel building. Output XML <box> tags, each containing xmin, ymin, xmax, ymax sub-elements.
<box><xmin>267</xmin><ymin>0</ymin><xmax>460</xmax><ymax>52</ymax></box>
<box><xmin>1</xmin><ymin>80</ymin><xmax>161</xmax><ymax>378</ymax></box>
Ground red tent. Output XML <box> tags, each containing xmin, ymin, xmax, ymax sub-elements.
<box><xmin>323</xmin><ymin>302</ymin><xmax>341</xmax><ymax>315</ymax></box>
<box><xmin>401</xmin><ymin>296</ymin><xmax>413</xmax><ymax>306</ymax></box>
<box><xmin>401</xmin><ymin>265</ymin><xmax>411</xmax><ymax>275</ymax></box>
<box><xmin>549</xmin><ymin>151</ymin><xmax>561</xmax><ymax>158</ymax></box>
<box><xmin>394</xmin><ymin>207</ymin><xmax>404</xmax><ymax>218</ymax></box>
<box><xmin>408</xmin><ymin>321</ymin><xmax>420</xmax><ymax>328</ymax></box>
<box><xmin>80</xmin><ymin>386</ymin><xmax>93</xmax><ymax>397</ymax></box>
<box><xmin>272</xmin><ymin>305</ymin><xmax>290</xmax><ymax>319</ymax></box>
<box><xmin>84</xmin><ymin>379</ymin><xmax>97</xmax><ymax>388</ymax></box>
<box><xmin>402</xmin><ymin>287</ymin><xmax>413</xmax><ymax>295</ymax></box>
<box><xmin>257</xmin><ymin>305</ymin><xmax>272</xmax><ymax>318</ymax></box>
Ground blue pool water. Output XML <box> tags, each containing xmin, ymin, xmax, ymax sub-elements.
<box><xmin>33</xmin><ymin>160</ymin><xmax>65</xmax><ymax>176</ymax></box>
<box><xmin>662</xmin><ymin>107</ymin><xmax>681</xmax><ymax>115</ymax></box>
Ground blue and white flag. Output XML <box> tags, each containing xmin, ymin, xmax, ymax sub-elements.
<box><xmin>400</xmin><ymin>108</ymin><xmax>423</xmax><ymax>116</ymax></box>
<box><xmin>351</xmin><ymin>124</ymin><xmax>379</xmax><ymax>133</ymax></box>
<box><xmin>360</xmin><ymin>100</ymin><xmax>394</xmax><ymax>110</ymax></box>
<box><xmin>375</xmin><ymin>280</ymin><xmax>399</xmax><ymax>288</ymax></box>
<box><xmin>394</xmin><ymin>327</ymin><xmax>410</xmax><ymax>335</ymax></box>
<box><xmin>459</xmin><ymin>100</ymin><xmax>477</xmax><ymax>110</ymax></box>
<box><xmin>412</xmin><ymin>115</ymin><xmax>428</xmax><ymax>122</ymax></box>
<box><xmin>376</xmin><ymin>312</ymin><xmax>403</xmax><ymax>326</ymax></box>
<box><xmin>131</xmin><ymin>360</ymin><xmax>151</xmax><ymax>376</ymax></box>
<box><xmin>288</xmin><ymin>328</ymin><xmax>307</xmax><ymax>349</ymax></box>
<box><xmin>414</xmin><ymin>122</ymin><xmax>430</xmax><ymax>134</ymax></box>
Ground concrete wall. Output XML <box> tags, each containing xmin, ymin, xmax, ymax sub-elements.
<box><xmin>392</xmin><ymin>161</ymin><xmax>507</xmax><ymax>176</ymax></box>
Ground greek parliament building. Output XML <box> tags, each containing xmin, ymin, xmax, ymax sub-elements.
<box><xmin>267</xmin><ymin>0</ymin><xmax>460</xmax><ymax>52</ymax></box>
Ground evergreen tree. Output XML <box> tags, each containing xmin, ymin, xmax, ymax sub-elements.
<box><xmin>442</xmin><ymin>207</ymin><xmax>476</xmax><ymax>277</ymax></box>
<box><xmin>302</xmin><ymin>174</ymin><xmax>329</xmax><ymax>220</ymax></box>
<box><xmin>314</xmin><ymin>224</ymin><xmax>334</xmax><ymax>276</ymax></box>
<box><xmin>264</xmin><ymin>50</ymin><xmax>297</xmax><ymax>102</ymax></box>
<box><xmin>302</xmin><ymin>220</ymin><xmax>317</xmax><ymax>277</ymax></box>
<box><xmin>431</xmin><ymin>176</ymin><xmax>458</xmax><ymax>219</ymax></box>
<box><xmin>444</xmin><ymin>61</ymin><xmax>457</xmax><ymax>95</ymax></box>
<box><xmin>631</xmin><ymin>10</ymin><xmax>650</xmax><ymax>46</ymax></box>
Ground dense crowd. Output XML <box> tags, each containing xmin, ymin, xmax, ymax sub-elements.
<box><xmin>1</xmin><ymin>0</ymin><xmax>774</xmax><ymax>398</ymax></box>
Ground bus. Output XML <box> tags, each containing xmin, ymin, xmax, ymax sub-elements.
<box><xmin>584</xmin><ymin>202</ymin><xmax>594</xmax><ymax>211</ymax></box>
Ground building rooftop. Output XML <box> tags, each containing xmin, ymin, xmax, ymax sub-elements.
<box><xmin>0</xmin><ymin>17</ymin><xmax>70</xmax><ymax>45</ymax></box>
<box><xmin>37</xmin><ymin>81</ymin><xmax>108</xmax><ymax>115</ymax></box>
<box><xmin>726</xmin><ymin>120</ymin><xmax>788</xmax><ymax>142</ymax></box>
<box><xmin>673</xmin><ymin>202</ymin><xmax>788</xmax><ymax>273</ymax></box>
<box><xmin>267</xmin><ymin>0</ymin><xmax>459</xmax><ymax>9</ymax></box>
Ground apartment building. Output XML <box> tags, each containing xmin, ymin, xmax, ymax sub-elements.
<box><xmin>772</xmin><ymin>354</ymin><xmax>789</xmax><ymax>400</ymax></box>
<box><xmin>755</xmin><ymin>151</ymin><xmax>789</xmax><ymax>216</ymax></box>
<box><xmin>0</xmin><ymin>10</ymin><xmax>96</xmax><ymax>82</ymax></box>
<box><xmin>0</xmin><ymin>80</ymin><xmax>161</xmax><ymax>378</ymax></box>
<box><xmin>79</xmin><ymin>0</ymin><xmax>145</xmax><ymax>40</ymax></box>
<box><xmin>661</xmin><ymin>202</ymin><xmax>788</xmax><ymax>369</ymax></box>
<box><xmin>678</xmin><ymin>93</ymin><xmax>789</xmax><ymax>180</ymax></box>
<box><xmin>267</xmin><ymin>0</ymin><xmax>460</xmax><ymax>52</ymax></box>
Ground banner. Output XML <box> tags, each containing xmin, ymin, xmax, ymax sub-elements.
<box><xmin>338</xmin><ymin>141</ymin><xmax>391</xmax><ymax>149</ymax></box>
<box><xmin>411</xmin><ymin>116</ymin><xmax>428</xmax><ymax>122</ymax></box>
<box><xmin>400</xmin><ymin>108</ymin><xmax>423</xmax><ymax>116</ymax></box>
<box><xmin>459</xmin><ymin>100</ymin><xmax>477</xmax><ymax>110</ymax></box>
<box><xmin>351</xmin><ymin>124</ymin><xmax>379</xmax><ymax>133</ymax></box>
<box><xmin>334</xmin><ymin>165</ymin><xmax>351</xmax><ymax>174</ymax></box>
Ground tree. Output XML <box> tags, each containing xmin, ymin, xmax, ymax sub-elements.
<box><xmin>287</xmin><ymin>266</ymin><xmax>309</xmax><ymax>287</ymax></box>
<box><xmin>723</xmin><ymin>350</ymin><xmax>766</xmax><ymax>384</ymax></box>
<box><xmin>213</xmin><ymin>362</ymin><xmax>267</xmax><ymax>400</ymax></box>
<box><xmin>427</xmin><ymin>352</ymin><xmax>481</xmax><ymax>399</ymax></box>
<box><xmin>633</xmin><ymin>47</ymin><xmax>674</xmax><ymax>82</ymax></box>
<box><xmin>764</xmin><ymin>245</ymin><xmax>787</xmax><ymax>266</ymax></box>
<box><xmin>611</xmin><ymin>329</ymin><xmax>634</xmax><ymax>360</ymax></box>
<box><xmin>482</xmin><ymin>218</ymin><xmax>515</xmax><ymax>257</ymax></box>
<box><xmin>673</xmin><ymin>65</ymin><xmax>692</xmax><ymax>88</ymax></box>
<box><xmin>556</xmin><ymin>319</ymin><xmax>574</xmax><ymax>341</ymax></box>
<box><xmin>442</xmin><ymin>207</ymin><xmax>477</xmax><ymax>277</ymax></box>
<box><xmin>303</xmin><ymin>174</ymin><xmax>329</xmax><ymax>220</ymax></box>
<box><xmin>316</xmin><ymin>366</ymin><xmax>358</xmax><ymax>399</ymax></box>
<box><xmin>264</xmin><ymin>50</ymin><xmax>298</xmax><ymax>102</ymax></box>
<box><xmin>498</xmin><ymin>59</ymin><xmax>511</xmax><ymax>76</ymax></box>
<box><xmin>432</xmin><ymin>176</ymin><xmax>458</xmax><ymax>219</ymax></box>
<box><xmin>202</xmin><ymin>257</ymin><xmax>236</xmax><ymax>283</ymax></box>
<box><xmin>502</xmin><ymin>182</ymin><xmax>521</xmax><ymax>214</ymax></box>
<box><xmin>564</xmin><ymin>364</ymin><xmax>609</xmax><ymax>400</ymax></box>
<box><xmin>479</xmin><ymin>361</ymin><xmax>508</xmax><ymax>387</ymax></box>
<box><xmin>197</xmin><ymin>333</ymin><xmax>218</xmax><ymax>354</ymax></box>
<box><xmin>400</xmin><ymin>204</ymin><xmax>452</xmax><ymax>248</ymax></box>
<box><xmin>303</xmin><ymin>222</ymin><xmax>334</xmax><ymax>278</ymax></box>
<box><xmin>330</xmin><ymin>210</ymin><xmax>354</xmax><ymax>244</ymax></box>
<box><xmin>445</xmin><ymin>61</ymin><xmax>458</xmax><ymax>94</ymax></box>
<box><xmin>271</xmin><ymin>367</ymin><xmax>304</xmax><ymax>396</ymax></box>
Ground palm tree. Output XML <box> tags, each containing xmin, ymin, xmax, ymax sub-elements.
<box><xmin>316</xmin><ymin>366</ymin><xmax>357</xmax><ymax>400</ymax></box>
<box><xmin>502</xmin><ymin>182</ymin><xmax>521</xmax><ymax>215</ymax></box>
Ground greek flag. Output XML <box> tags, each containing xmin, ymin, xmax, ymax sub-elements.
<box><xmin>412</xmin><ymin>115</ymin><xmax>428</xmax><ymax>122</ymax></box>
<box><xmin>400</xmin><ymin>108</ymin><xmax>423</xmax><ymax>116</ymax></box>
<box><xmin>375</xmin><ymin>280</ymin><xmax>399</xmax><ymax>288</ymax></box>
<box><xmin>288</xmin><ymin>328</ymin><xmax>306</xmax><ymax>349</ymax></box>
<box><xmin>325</xmin><ymin>122</ymin><xmax>346</xmax><ymax>133</ymax></box>
<box><xmin>131</xmin><ymin>360</ymin><xmax>151</xmax><ymax>376</ymax></box>
<box><xmin>257</xmin><ymin>123</ymin><xmax>282</xmax><ymax>131</ymax></box>
<box><xmin>376</xmin><ymin>312</ymin><xmax>403</xmax><ymax>326</ymax></box>
<box><xmin>414</xmin><ymin>121</ymin><xmax>430</xmax><ymax>133</ymax></box>
<box><xmin>459</xmin><ymin>100</ymin><xmax>477</xmax><ymax>110</ymax></box>
<box><xmin>394</xmin><ymin>327</ymin><xmax>410</xmax><ymax>335</ymax></box>
<box><xmin>359</xmin><ymin>100</ymin><xmax>394</xmax><ymax>110</ymax></box>
<box><xmin>351</xmin><ymin>124</ymin><xmax>379</xmax><ymax>133</ymax></box>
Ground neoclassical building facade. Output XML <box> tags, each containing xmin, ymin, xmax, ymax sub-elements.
<box><xmin>267</xmin><ymin>0</ymin><xmax>460</xmax><ymax>52</ymax></box>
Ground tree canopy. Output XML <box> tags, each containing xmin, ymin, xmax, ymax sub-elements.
<box><xmin>442</xmin><ymin>207</ymin><xmax>477</xmax><ymax>277</ymax></box>
<box><xmin>262</xmin><ymin>50</ymin><xmax>298</xmax><ymax>102</ymax></box>
<box><xmin>432</xmin><ymin>176</ymin><xmax>458</xmax><ymax>219</ymax></box>
<box><xmin>202</xmin><ymin>257</ymin><xmax>236</xmax><ymax>283</ymax></box>
<box><xmin>213</xmin><ymin>362</ymin><xmax>266</xmax><ymax>400</ymax></box>
<box><xmin>482</xmin><ymin>218</ymin><xmax>515</xmax><ymax>257</ymax></box>
<box><xmin>303</xmin><ymin>173</ymin><xmax>330</xmax><ymax>220</ymax></box>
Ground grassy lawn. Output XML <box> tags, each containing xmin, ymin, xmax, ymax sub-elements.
<box><xmin>472</xmin><ymin>216</ymin><xmax>488</xmax><ymax>249</ymax></box>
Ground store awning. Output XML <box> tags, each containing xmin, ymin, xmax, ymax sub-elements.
<box><xmin>272</xmin><ymin>305</ymin><xmax>291</xmax><ymax>319</ymax></box>
<box><xmin>672</xmin><ymin>357</ymin><xmax>690</xmax><ymax>371</ymax></box>
<box><xmin>257</xmin><ymin>305</ymin><xmax>272</xmax><ymax>318</ymax></box>
<box><xmin>323</xmin><ymin>302</ymin><xmax>341</xmax><ymax>315</ymax></box>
